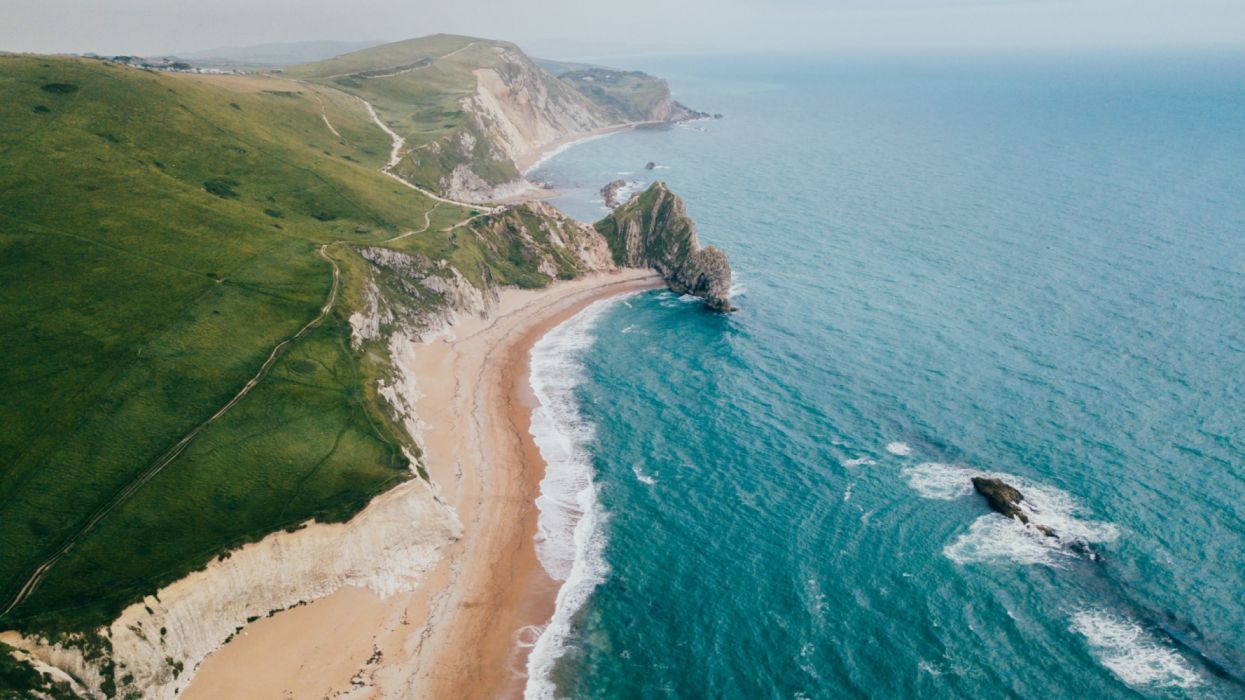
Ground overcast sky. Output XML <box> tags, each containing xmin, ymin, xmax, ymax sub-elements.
<box><xmin>2</xmin><ymin>0</ymin><xmax>1243</xmax><ymax>57</ymax></box>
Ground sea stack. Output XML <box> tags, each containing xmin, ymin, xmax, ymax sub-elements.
<box><xmin>594</xmin><ymin>182</ymin><xmax>734</xmax><ymax>312</ymax></box>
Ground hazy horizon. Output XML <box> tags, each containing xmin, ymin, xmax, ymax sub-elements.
<box><xmin>2</xmin><ymin>0</ymin><xmax>1244</xmax><ymax>59</ymax></box>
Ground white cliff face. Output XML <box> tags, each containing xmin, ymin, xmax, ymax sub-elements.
<box><xmin>0</xmin><ymin>279</ymin><xmax>474</xmax><ymax>699</ymax></box>
<box><xmin>0</xmin><ymin>200</ymin><xmax>616</xmax><ymax>700</ymax></box>
<box><xmin>439</xmin><ymin>163</ymin><xmax>542</xmax><ymax>204</ymax></box>
<box><xmin>2</xmin><ymin>476</ymin><xmax>459</xmax><ymax>700</ymax></box>
<box><xmin>524</xmin><ymin>200</ymin><xmax>615</xmax><ymax>272</ymax></box>
<box><xmin>349</xmin><ymin>278</ymin><xmax>393</xmax><ymax>348</ymax></box>
<box><xmin>468</xmin><ymin>62</ymin><xmax>604</xmax><ymax>164</ymax></box>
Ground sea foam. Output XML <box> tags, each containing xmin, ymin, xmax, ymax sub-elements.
<box><xmin>885</xmin><ymin>441</ymin><xmax>913</xmax><ymax>456</ymax></box>
<box><xmin>902</xmin><ymin>462</ymin><xmax>1118</xmax><ymax>566</ymax></box>
<box><xmin>1071</xmin><ymin>609</ymin><xmax>1202</xmax><ymax>688</ymax></box>
<box><xmin>524</xmin><ymin>294</ymin><xmax>635</xmax><ymax>699</ymax></box>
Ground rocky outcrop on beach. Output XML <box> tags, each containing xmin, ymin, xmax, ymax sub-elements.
<box><xmin>601</xmin><ymin>179</ymin><xmax>627</xmax><ymax>208</ymax></box>
<box><xmin>595</xmin><ymin>182</ymin><xmax>734</xmax><ymax>312</ymax></box>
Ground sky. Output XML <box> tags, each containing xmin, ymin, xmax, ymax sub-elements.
<box><xmin>1</xmin><ymin>0</ymin><xmax>1243</xmax><ymax>57</ymax></box>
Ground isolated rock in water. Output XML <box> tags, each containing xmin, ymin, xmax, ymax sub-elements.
<box><xmin>594</xmin><ymin>182</ymin><xmax>734</xmax><ymax>312</ymax></box>
<box><xmin>644</xmin><ymin>161</ymin><xmax>656</xmax><ymax>170</ymax></box>
<box><xmin>971</xmin><ymin>476</ymin><xmax>1056</xmax><ymax>538</ymax></box>
<box><xmin>600</xmin><ymin>179</ymin><xmax>627</xmax><ymax>208</ymax></box>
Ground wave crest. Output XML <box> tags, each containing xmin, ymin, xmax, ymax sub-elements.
<box><xmin>524</xmin><ymin>294</ymin><xmax>636</xmax><ymax>699</ymax></box>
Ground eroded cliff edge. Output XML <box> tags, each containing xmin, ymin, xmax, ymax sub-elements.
<box><xmin>0</xmin><ymin>185</ymin><xmax>726</xmax><ymax>699</ymax></box>
<box><xmin>595</xmin><ymin>182</ymin><xmax>734</xmax><ymax>312</ymax></box>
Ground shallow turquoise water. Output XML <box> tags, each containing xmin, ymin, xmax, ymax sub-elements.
<box><xmin>526</xmin><ymin>52</ymin><xmax>1245</xmax><ymax>699</ymax></box>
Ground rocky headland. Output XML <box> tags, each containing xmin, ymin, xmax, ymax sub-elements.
<box><xmin>596</xmin><ymin>182</ymin><xmax>734</xmax><ymax>312</ymax></box>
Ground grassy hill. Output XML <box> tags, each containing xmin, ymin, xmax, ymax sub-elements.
<box><xmin>0</xmin><ymin>48</ymin><xmax>607</xmax><ymax>656</ymax></box>
<box><xmin>0</xmin><ymin>37</ymin><xmax>692</xmax><ymax>696</ymax></box>
<box><xmin>286</xmin><ymin>35</ymin><xmax>698</xmax><ymax>198</ymax></box>
<box><xmin>0</xmin><ymin>54</ymin><xmax>448</xmax><ymax>637</ymax></box>
<box><xmin>286</xmin><ymin>34</ymin><xmax>538</xmax><ymax>191</ymax></box>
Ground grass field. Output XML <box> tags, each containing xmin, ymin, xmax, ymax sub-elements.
<box><xmin>0</xmin><ymin>41</ymin><xmax>663</xmax><ymax>695</ymax></box>
<box><xmin>0</xmin><ymin>54</ymin><xmax>462</xmax><ymax>636</ymax></box>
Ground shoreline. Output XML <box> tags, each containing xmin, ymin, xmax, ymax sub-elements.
<box><xmin>183</xmin><ymin>269</ymin><xmax>663</xmax><ymax>699</ymax></box>
<box><xmin>517</xmin><ymin>121</ymin><xmax>663</xmax><ymax>175</ymax></box>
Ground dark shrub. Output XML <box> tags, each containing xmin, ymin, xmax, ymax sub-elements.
<box><xmin>311</xmin><ymin>211</ymin><xmax>337</xmax><ymax>222</ymax></box>
<box><xmin>33</xmin><ymin>105</ymin><xmax>51</xmax><ymax>113</ymax></box>
<box><xmin>41</xmin><ymin>82</ymin><xmax>78</xmax><ymax>94</ymax></box>
<box><xmin>203</xmin><ymin>178</ymin><xmax>240</xmax><ymax>199</ymax></box>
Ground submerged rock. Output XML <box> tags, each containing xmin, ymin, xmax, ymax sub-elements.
<box><xmin>594</xmin><ymin>182</ymin><xmax>734</xmax><ymax>312</ymax></box>
<box><xmin>644</xmin><ymin>161</ymin><xmax>656</xmax><ymax>170</ymax></box>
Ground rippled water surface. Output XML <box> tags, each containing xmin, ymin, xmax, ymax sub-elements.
<box><xmin>526</xmin><ymin>52</ymin><xmax>1245</xmax><ymax>699</ymax></box>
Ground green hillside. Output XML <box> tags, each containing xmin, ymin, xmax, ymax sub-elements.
<box><xmin>555</xmin><ymin>68</ymin><xmax>683</xmax><ymax>122</ymax></box>
<box><xmin>286</xmin><ymin>34</ymin><xmax>697</xmax><ymax>196</ymax></box>
<box><xmin>287</xmin><ymin>34</ymin><xmax>531</xmax><ymax>190</ymax></box>
<box><xmin>0</xmin><ymin>49</ymin><xmax>603</xmax><ymax>657</ymax></box>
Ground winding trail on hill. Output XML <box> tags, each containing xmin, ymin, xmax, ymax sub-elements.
<box><xmin>0</xmin><ymin>245</ymin><xmax>343</xmax><ymax>617</ymax></box>
<box><xmin>3</xmin><ymin>60</ymin><xmax>514</xmax><ymax>620</ymax></box>
<box><xmin>1</xmin><ymin>194</ymin><xmax>477</xmax><ymax>617</ymax></box>
<box><xmin>314</xmin><ymin>95</ymin><xmax>342</xmax><ymax>138</ymax></box>
<box><xmin>358</xmin><ymin>98</ymin><xmax>498</xmax><ymax>212</ymax></box>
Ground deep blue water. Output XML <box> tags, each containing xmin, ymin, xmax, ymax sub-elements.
<box><xmin>525</xmin><ymin>52</ymin><xmax>1245</xmax><ymax>699</ymax></box>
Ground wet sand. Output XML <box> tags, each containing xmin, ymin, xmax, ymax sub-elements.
<box><xmin>184</xmin><ymin>269</ymin><xmax>662</xmax><ymax>699</ymax></box>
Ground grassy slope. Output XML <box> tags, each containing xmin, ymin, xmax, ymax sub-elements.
<box><xmin>0</xmin><ymin>55</ymin><xmax>473</xmax><ymax>635</ymax></box>
<box><xmin>0</xmin><ymin>44</ymin><xmax>664</xmax><ymax>696</ymax></box>
<box><xmin>286</xmin><ymin>35</ymin><xmax>521</xmax><ymax>189</ymax></box>
<box><xmin>286</xmin><ymin>35</ymin><xmax>683</xmax><ymax>192</ymax></box>
<box><xmin>0</xmin><ymin>48</ymin><xmax>617</xmax><ymax>647</ymax></box>
<box><xmin>556</xmin><ymin>68</ymin><xmax>674</xmax><ymax>122</ymax></box>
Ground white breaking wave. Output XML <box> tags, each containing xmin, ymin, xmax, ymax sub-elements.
<box><xmin>1071</xmin><ymin>610</ymin><xmax>1202</xmax><ymax>689</ymax></box>
<box><xmin>841</xmin><ymin>457</ymin><xmax>875</xmax><ymax>468</ymax></box>
<box><xmin>525</xmin><ymin>293</ymin><xmax>637</xmax><ymax>700</ymax></box>
<box><xmin>632</xmin><ymin>465</ymin><xmax>657</xmax><ymax>485</ymax></box>
<box><xmin>902</xmin><ymin>462</ymin><xmax>1118</xmax><ymax>566</ymax></box>
<box><xmin>886</xmin><ymin>441</ymin><xmax>914</xmax><ymax>456</ymax></box>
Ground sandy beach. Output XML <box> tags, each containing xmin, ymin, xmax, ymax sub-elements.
<box><xmin>516</xmin><ymin>122</ymin><xmax>663</xmax><ymax>174</ymax></box>
<box><xmin>184</xmin><ymin>269</ymin><xmax>662</xmax><ymax>699</ymax></box>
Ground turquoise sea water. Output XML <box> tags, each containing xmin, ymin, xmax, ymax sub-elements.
<box><xmin>525</xmin><ymin>52</ymin><xmax>1245</xmax><ymax>699</ymax></box>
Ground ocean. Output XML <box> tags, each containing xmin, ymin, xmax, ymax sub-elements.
<box><xmin>524</xmin><ymin>51</ymin><xmax>1245</xmax><ymax>699</ymax></box>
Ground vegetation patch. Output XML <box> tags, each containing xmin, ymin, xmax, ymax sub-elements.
<box><xmin>203</xmin><ymin>177</ymin><xmax>240</xmax><ymax>199</ymax></box>
<box><xmin>40</xmin><ymin>82</ymin><xmax>78</xmax><ymax>94</ymax></box>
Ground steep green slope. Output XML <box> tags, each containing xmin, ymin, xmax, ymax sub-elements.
<box><xmin>0</xmin><ymin>55</ymin><xmax>443</xmax><ymax>635</ymax></box>
<box><xmin>0</xmin><ymin>54</ymin><xmax>604</xmax><ymax>650</ymax></box>
<box><xmin>286</xmin><ymin>35</ymin><xmax>701</xmax><ymax>200</ymax></box>
<box><xmin>555</xmin><ymin>68</ymin><xmax>703</xmax><ymax>122</ymax></box>
<box><xmin>0</xmin><ymin>47</ymin><xmax>715</xmax><ymax>697</ymax></box>
<box><xmin>287</xmin><ymin>34</ymin><xmax>535</xmax><ymax>191</ymax></box>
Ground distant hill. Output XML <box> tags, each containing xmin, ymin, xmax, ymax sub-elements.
<box><xmin>175</xmin><ymin>39</ymin><xmax>387</xmax><ymax>67</ymax></box>
<box><xmin>533</xmin><ymin>57</ymin><xmax>605</xmax><ymax>75</ymax></box>
<box><xmin>290</xmin><ymin>34</ymin><xmax>702</xmax><ymax>201</ymax></box>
